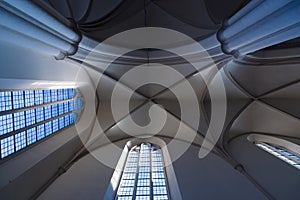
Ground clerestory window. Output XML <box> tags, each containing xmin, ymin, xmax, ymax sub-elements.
<box><xmin>115</xmin><ymin>143</ymin><xmax>170</xmax><ymax>200</ymax></box>
<box><xmin>0</xmin><ymin>88</ymin><xmax>83</xmax><ymax>160</ymax></box>
<box><xmin>255</xmin><ymin>142</ymin><xmax>300</xmax><ymax>170</ymax></box>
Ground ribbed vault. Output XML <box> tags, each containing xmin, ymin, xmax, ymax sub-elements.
<box><xmin>36</xmin><ymin>1</ymin><xmax>300</xmax><ymax>198</ymax></box>
<box><xmin>2</xmin><ymin>1</ymin><xmax>299</xmax><ymax>199</ymax></box>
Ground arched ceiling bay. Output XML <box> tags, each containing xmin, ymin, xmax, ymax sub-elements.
<box><xmin>44</xmin><ymin>0</ymin><xmax>249</xmax><ymax>42</ymax></box>
<box><xmin>38</xmin><ymin>0</ymin><xmax>300</xmax><ymax>167</ymax></box>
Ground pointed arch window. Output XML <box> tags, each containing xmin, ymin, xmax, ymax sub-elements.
<box><xmin>0</xmin><ymin>88</ymin><xmax>83</xmax><ymax>160</ymax></box>
<box><xmin>248</xmin><ymin>134</ymin><xmax>300</xmax><ymax>170</ymax></box>
<box><xmin>255</xmin><ymin>142</ymin><xmax>300</xmax><ymax>170</ymax></box>
<box><xmin>115</xmin><ymin>143</ymin><xmax>170</xmax><ymax>200</ymax></box>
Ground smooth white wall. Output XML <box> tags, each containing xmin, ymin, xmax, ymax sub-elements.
<box><xmin>0</xmin><ymin>40</ymin><xmax>80</xmax><ymax>86</ymax></box>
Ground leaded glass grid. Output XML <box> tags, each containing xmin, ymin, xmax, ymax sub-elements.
<box><xmin>0</xmin><ymin>88</ymin><xmax>84</xmax><ymax>160</ymax></box>
<box><xmin>256</xmin><ymin>142</ymin><xmax>300</xmax><ymax>170</ymax></box>
<box><xmin>115</xmin><ymin>143</ymin><xmax>170</xmax><ymax>200</ymax></box>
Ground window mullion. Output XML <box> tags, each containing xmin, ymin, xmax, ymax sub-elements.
<box><xmin>33</xmin><ymin>91</ymin><xmax>37</xmax><ymax>142</ymax></box>
<box><xmin>0</xmin><ymin>98</ymin><xmax>77</xmax><ymax>117</ymax></box>
<box><xmin>150</xmin><ymin>148</ymin><xmax>154</xmax><ymax>200</ymax></box>
<box><xmin>0</xmin><ymin>111</ymin><xmax>72</xmax><ymax>140</ymax></box>
<box><xmin>133</xmin><ymin>149</ymin><xmax>141</xmax><ymax>200</ymax></box>
<box><xmin>115</xmin><ymin>144</ymin><xmax>170</xmax><ymax>200</ymax></box>
<box><xmin>10</xmin><ymin>92</ymin><xmax>16</xmax><ymax>153</ymax></box>
<box><xmin>23</xmin><ymin>91</ymin><xmax>28</xmax><ymax>146</ymax></box>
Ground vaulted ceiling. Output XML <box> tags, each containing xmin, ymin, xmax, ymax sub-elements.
<box><xmin>42</xmin><ymin>0</ymin><xmax>248</xmax><ymax>41</ymax></box>
<box><xmin>25</xmin><ymin>1</ymin><xmax>300</xmax><ymax>199</ymax></box>
<box><xmin>36</xmin><ymin>0</ymin><xmax>300</xmax><ymax>170</ymax></box>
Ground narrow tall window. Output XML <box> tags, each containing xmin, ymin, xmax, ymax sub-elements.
<box><xmin>0</xmin><ymin>88</ymin><xmax>83</xmax><ymax>160</ymax></box>
<box><xmin>115</xmin><ymin>143</ymin><xmax>170</xmax><ymax>200</ymax></box>
<box><xmin>256</xmin><ymin>142</ymin><xmax>300</xmax><ymax>170</ymax></box>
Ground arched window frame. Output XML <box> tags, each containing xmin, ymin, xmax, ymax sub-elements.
<box><xmin>105</xmin><ymin>138</ymin><xmax>182</xmax><ymax>200</ymax></box>
<box><xmin>248</xmin><ymin>134</ymin><xmax>300</xmax><ymax>170</ymax></box>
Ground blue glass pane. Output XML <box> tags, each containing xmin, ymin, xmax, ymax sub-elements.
<box><xmin>152</xmin><ymin>179</ymin><xmax>166</xmax><ymax>186</ymax></box>
<box><xmin>1</xmin><ymin>135</ymin><xmax>14</xmax><ymax>158</ymax></box>
<box><xmin>59</xmin><ymin>117</ymin><xmax>65</xmax><ymax>129</ymax></box>
<box><xmin>121</xmin><ymin>179</ymin><xmax>136</xmax><ymax>187</ymax></box>
<box><xmin>137</xmin><ymin>179</ymin><xmax>150</xmax><ymax>187</ymax></box>
<box><xmin>57</xmin><ymin>89</ymin><xmax>63</xmax><ymax>101</ymax></box>
<box><xmin>70</xmin><ymin>113</ymin><xmax>76</xmax><ymax>124</ymax></box>
<box><xmin>15</xmin><ymin>131</ymin><xmax>26</xmax><ymax>151</ymax></box>
<box><xmin>34</xmin><ymin>90</ymin><xmax>43</xmax><ymax>105</ymax></box>
<box><xmin>14</xmin><ymin>112</ymin><xmax>25</xmax><ymax>130</ymax></box>
<box><xmin>37</xmin><ymin>124</ymin><xmax>45</xmax><ymax>140</ymax></box>
<box><xmin>51</xmin><ymin>104</ymin><xmax>58</xmax><ymax>118</ymax></box>
<box><xmin>74</xmin><ymin>99</ymin><xmax>83</xmax><ymax>111</ymax></box>
<box><xmin>153</xmin><ymin>195</ymin><xmax>168</xmax><ymax>200</ymax></box>
<box><xmin>138</xmin><ymin>173</ymin><xmax>150</xmax><ymax>179</ymax></box>
<box><xmin>25</xmin><ymin>109</ymin><xmax>36</xmax><ymax>126</ymax></box>
<box><xmin>12</xmin><ymin>91</ymin><xmax>24</xmax><ymax>109</ymax></box>
<box><xmin>281</xmin><ymin>150</ymin><xmax>293</xmax><ymax>156</ymax></box>
<box><xmin>292</xmin><ymin>155</ymin><xmax>300</xmax><ymax>161</ymax></box>
<box><xmin>52</xmin><ymin>119</ymin><xmax>59</xmax><ymax>133</ymax></box>
<box><xmin>77</xmin><ymin>91</ymin><xmax>81</xmax><ymax>98</ymax></box>
<box><xmin>45</xmin><ymin>121</ymin><xmax>52</xmax><ymax>136</ymax></box>
<box><xmin>136</xmin><ymin>197</ymin><xmax>150</xmax><ymax>200</ymax></box>
<box><xmin>73</xmin><ymin>100</ymin><xmax>78</xmax><ymax>110</ymax></box>
<box><xmin>118</xmin><ymin>187</ymin><xmax>134</xmax><ymax>196</ymax></box>
<box><xmin>136</xmin><ymin>187</ymin><xmax>150</xmax><ymax>195</ymax></box>
<box><xmin>64</xmin><ymin>115</ymin><xmax>70</xmax><ymax>126</ymax></box>
<box><xmin>117</xmin><ymin>197</ymin><xmax>133</xmax><ymax>200</ymax></box>
<box><xmin>63</xmin><ymin>102</ymin><xmax>69</xmax><ymax>113</ymax></box>
<box><xmin>0</xmin><ymin>91</ymin><xmax>12</xmax><ymax>112</ymax></box>
<box><xmin>63</xmin><ymin>89</ymin><xmax>69</xmax><ymax>100</ymax></box>
<box><xmin>122</xmin><ymin>173</ymin><xmax>136</xmax><ymax>180</ymax></box>
<box><xmin>0</xmin><ymin>88</ymin><xmax>80</xmax><ymax>160</ymax></box>
<box><xmin>24</xmin><ymin>90</ymin><xmax>34</xmax><ymax>107</ymax></box>
<box><xmin>35</xmin><ymin>107</ymin><xmax>44</xmax><ymax>123</ymax></box>
<box><xmin>43</xmin><ymin>90</ymin><xmax>51</xmax><ymax>104</ymax></box>
<box><xmin>68</xmin><ymin>100</ymin><xmax>74</xmax><ymax>112</ymax></box>
<box><xmin>0</xmin><ymin>114</ymin><xmax>13</xmax><ymax>135</ymax></box>
<box><xmin>153</xmin><ymin>186</ymin><xmax>167</xmax><ymax>195</ymax></box>
<box><xmin>58</xmin><ymin>103</ymin><xmax>64</xmax><ymax>115</ymax></box>
<box><xmin>152</xmin><ymin>166</ymin><xmax>164</xmax><ymax>172</ymax></box>
<box><xmin>139</xmin><ymin>167</ymin><xmax>150</xmax><ymax>173</ymax></box>
<box><xmin>78</xmin><ymin>99</ymin><xmax>83</xmax><ymax>108</ymax></box>
<box><xmin>44</xmin><ymin>105</ymin><xmax>52</xmax><ymax>120</ymax></box>
<box><xmin>50</xmin><ymin>89</ymin><xmax>57</xmax><ymax>102</ymax></box>
<box><xmin>68</xmin><ymin>88</ymin><xmax>75</xmax><ymax>99</ymax></box>
<box><xmin>26</xmin><ymin>127</ymin><xmax>36</xmax><ymax>145</ymax></box>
